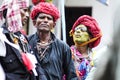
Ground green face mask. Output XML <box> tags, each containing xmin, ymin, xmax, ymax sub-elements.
<box><xmin>73</xmin><ymin>25</ymin><xmax>90</xmax><ymax>44</ymax></box>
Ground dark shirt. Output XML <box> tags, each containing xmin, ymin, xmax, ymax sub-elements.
<box><xmin>0</xmin><ymin>23</ymin><xmax>35</xmax><ymax>80</ymax></box>
<box><xmin>28</xmin><ymin>32</ymin><xmax>78</xmax><ymax>80</ymax></box>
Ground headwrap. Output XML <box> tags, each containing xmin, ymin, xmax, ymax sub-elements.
<box><xmin>0</xmin><ymin>0</ymin><xmax>29</xmax><ymax>32</ymax></box>
<box><xmin>32</xmin><ymin>0</ymin><xmax>53</xmax><ymax>5</ymax></box>
<box><xmin>70</xmin><ymin>15</ymin><xmax>102</xmax><ymax>48</ymax></box>
<box><xmin>30</xmin><ymin>2</ymin><xmax>60</xmax><ymax>22</ymax></box>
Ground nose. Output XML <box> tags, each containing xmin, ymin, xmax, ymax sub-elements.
<box><xmin>25</xmin><ymin>12</ymin><xmax>29</xmax><ymax>17</ymax></box>
<box><xmin>75</xmin><ymin>29</ymin><xmax>83</xmax><ymax>35</ymax></box>
<box><xmin>76</xmin><ymin>29</ymin><xmax>82</xmax><ymax>33</ymax></box>
<box><xmin>44</xmin><ymin>17</ymin><xmax>48</xmax><ymax>21</ymax></box>
<box><xmin>43</xmin><ymin>17</ymin><xmax>49</xmax><ymax>23</ymax></box>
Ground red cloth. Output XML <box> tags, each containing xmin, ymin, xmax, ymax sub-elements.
<box><xmin>71</xmin><ymin>15</ymin><xmax>102</xmax><ymax>48</ymax></box>
<box><xmin>32</xmin><ymin>0</ymin><xmax>45</xmax><ymax>5</ymax></box>
<box><xmin>20</xmin><ymin>29</ymin><xmax>27</xmax><ymax>36</ymax></box>
<box><xmin>30</xmin><ymin>2</ymin><xmax>60</xmax><ymax>22</ymax></box>
<box><xmin>21</xmin><ymin>52</ymin><xmax>34</xmax><ymax>71</ymax></box>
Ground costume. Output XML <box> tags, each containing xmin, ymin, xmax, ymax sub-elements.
<box><xmin>28</xmin><ymin>32</ymin><xmax>78</xmax><ymax>80</ymax></box>
<box><xmin>0</xmin><ymin>0</ymin><xmax>47</xmax><ymax>80</ymax></box>
<box><xmin>70</xmin><ymin>15</ymin><xmax>102</xmax><ymax>80</ymax></box>
<box><xmin>0</xmin><ymin>24</ymin><xmax>36</xmax><ymax>80</ymax></box>
<box><xmin>71</xmin><ymin>45</ymin><xmax>95</xmax><ymax>80</ymax></box>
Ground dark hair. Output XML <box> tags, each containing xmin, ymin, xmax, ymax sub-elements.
<box><xmin>3</xmin><ymin>9</ymin><xmax>7</xmax><ymax>19</ymax></box>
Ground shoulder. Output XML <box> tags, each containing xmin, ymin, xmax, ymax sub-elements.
<box><xmin>28</xmin><ymin>34</ymin><xmax>36</xmax><ymax>41</ymax></box>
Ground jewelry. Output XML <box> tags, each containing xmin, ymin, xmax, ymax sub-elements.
<box><xmin>37</xmin><ymin>43</ymin><xmax>49</xmax><ymax>61</ymax></box>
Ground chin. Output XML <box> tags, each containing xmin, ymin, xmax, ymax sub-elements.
<box><xmin>22</xmin><ymin>22</ymin><xmax>27</xmax><ymax>26</ymax></box>
<box><xmin>75</xmin><ymin>40</ymin><xmax>86</xmax><ymax>43</ymax></box>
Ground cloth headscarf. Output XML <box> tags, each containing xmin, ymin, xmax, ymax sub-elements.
<box><xmin>0</xmin><ymin>0</ymin><xmax>29</xmax><ymax>32</ymax></box>
<box><xmin>30</xmin><ymin>2</ymin><xmax>60</xmax><ymax>22</ymax></box>
<box><xmin>70</xmin><ymin>15</ymin><xmax>102</xmax><ymax>48</ymax></box>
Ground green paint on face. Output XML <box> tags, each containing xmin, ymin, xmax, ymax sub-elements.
<box><xmin>73</xmin><ymin>24</ymin><xmax>90</xmax><ymax>44</ymax></box>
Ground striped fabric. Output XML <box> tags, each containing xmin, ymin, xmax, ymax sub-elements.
<box><xmin>0</xmin><ymin>0</ymin><xmax>29</xmax><ymax>32</ymax></box>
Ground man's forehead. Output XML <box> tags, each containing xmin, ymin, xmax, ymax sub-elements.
<box><xmin>38</xmin><ymin>13</ymin><xmax>53</xmax><ymax>18</ymax></box>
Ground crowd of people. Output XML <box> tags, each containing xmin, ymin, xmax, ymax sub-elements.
<box><xmin>0</xmin><ymin>0</ymin><xmax>118</xmax><ymax>80</ymax></box>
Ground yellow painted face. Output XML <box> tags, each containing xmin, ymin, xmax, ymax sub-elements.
<box><xmin>73</xmin><ymin>24</ymin><xmax>90</xmax><ymax>44</ymax></box>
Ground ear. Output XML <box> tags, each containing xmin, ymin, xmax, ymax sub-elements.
<box><xmin>53</xmin><ymin>22</ymin><xmax>56</xmax><ymax>27</ymax></box>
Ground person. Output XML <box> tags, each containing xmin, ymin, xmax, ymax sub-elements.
<box><xmin>0</xmin><ymin>0</ymin><xmax>43</xmax><ymax>80</ymax></box>
<box><xmin>69</xmin><ymin>15</ymin><xmax>102</xmax><ymax>80</ymax></box>
<box><xmin>93</xmin><ymin>6</ymin><xmax>120</xmax><ymax>80</ymax></box>
<box><xmin>28</xmin><ymin>2</ymin><xmax>78</xmax><ymax>80</ymax></box>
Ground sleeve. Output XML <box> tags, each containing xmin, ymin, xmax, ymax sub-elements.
<box><xmin>63</xmin><ymin>44</ymin><xmax>78</xmax><ymax>80</ymax></box>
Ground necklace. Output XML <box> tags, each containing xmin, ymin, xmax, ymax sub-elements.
<box><xmin>37</xmin><ymin>45</ymin><xmax>49</xmax><ymax>61</ymax></box>
<box><xmin>36</xmin><ymin>39</ymin><xmax>52</xmax><ymax>61</ymax></box>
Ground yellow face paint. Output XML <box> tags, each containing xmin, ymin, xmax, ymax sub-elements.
<box><xmin>73</xmin><ymin>24</ymin><xmax>90</xmax><ymax>44</ymax></box>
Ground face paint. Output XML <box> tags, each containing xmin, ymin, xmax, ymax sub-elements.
<box><xmin>73</xmin><ymin>24</ymin><xmax>90</xmax><ymax>44</ymax></box>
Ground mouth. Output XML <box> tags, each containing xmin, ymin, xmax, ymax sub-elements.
<box><xmin>75</xmin><ymin>35</ymin><xmax>81</xmax><ymax>38</ymax></box>
<box><xmin>40</xmin><ymin>24</ymin><xmax>49</xmax><ymax>27</ymax></box>
<box><xmin>22</xmin><ymin>18</ymin><xmax>28</xmax><ymax>24</ymax></box>
<box><xmin>37</xmin><ymin>24</ymin><xmax>50</xmax><ymax>32</ymax></box>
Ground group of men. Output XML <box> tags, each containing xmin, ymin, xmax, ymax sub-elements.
<box><xmin>0</xmin><ymin>0</ymin><xmax>102</xmax><ymax>80</ymax></box>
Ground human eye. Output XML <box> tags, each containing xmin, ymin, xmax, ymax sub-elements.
<box><xmin>75</xmin><ymin>27</ymin><xmax>79</xmax><ymax>31</ymax></box>
<box><xmin>47</xmin><ymin>17</ymin><xmax>53</xmax><ymax>20</ymax></box>
<box><xmin>39</xmin><ymin>16</ymin><xmax>45</xmax><ymax>19</ymax></box>
<box><xmin>81</xmin><ymin>27</ymin><xmax>87</xmax><ymax>32</ymax></box>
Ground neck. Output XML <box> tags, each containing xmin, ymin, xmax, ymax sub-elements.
<box><xmin>37</xmin><ymin>31</ymin><xmax>51</xmax><ymax>44</ymax></box>
<box><xmin>75</xmin><ymin>43</ymin><xmax>88</xmax><ymax>55</ymax></box>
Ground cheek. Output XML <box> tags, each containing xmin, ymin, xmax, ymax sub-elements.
<box><xmin>34</xmin><ymin>20</ymin><xmax>41</xmax><ymax>26</ymax></box>
<box><xmin>50</xmin><ymin>22</ymin><xmax>55</xmax><ymax>29</ymax></box>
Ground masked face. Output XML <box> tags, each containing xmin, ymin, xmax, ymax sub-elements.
<box><xmin>73</xmin><ymin>24</ymin><xmax>90</xmax><ymax>44</ymax></box>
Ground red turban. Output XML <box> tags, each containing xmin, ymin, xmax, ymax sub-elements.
<box><xmin>30</xmin><ymin>2</ymin><xmax>60</xmax><ymax>22</ymax></box>
<box><xmin>32</xmin><ymin>0</ymin><xmax>45</xmax><ymax>5</ymax></box>
<box><xmin>70</xmin><ymin>15</ymin><xmax>102</xmax><ymax>48</ymax></box>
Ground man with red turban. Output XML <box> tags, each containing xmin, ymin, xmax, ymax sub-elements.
<box><xmin>69</xmin><ymin>15</ymin><xmax>102</xmax><ymax>80</ymax></box>
<box><xmin>28</xmin><ymin>2</ymin><xmax>78</xmax><ymax>80</ymax></box>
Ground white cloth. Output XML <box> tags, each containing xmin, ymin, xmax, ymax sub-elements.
<box><xmin>85</xmin><ymin>45</ymin><xmax>108</xmax><ymax>80</ymax></box>
<box><xmin>0</xmin><ymin>64</ymin><xmax>5</xmax><ymax>80</ymax></box>
<box><xmin>0</xmin><ymin>28</ymin><xmax>19</xmax><ymax>57</ymax></box>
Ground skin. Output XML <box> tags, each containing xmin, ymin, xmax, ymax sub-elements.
<box><xmin>20</xmin><ymin>8</ymin><xmax>29</xmax><ymax>26</ymax></box>
<box><xmin>33</xmin><ymin>13</ymin><xmax>55</xmax><ymax>43</ymax></box>
<box><xmin>73</xmin><ymin>24</ymin><xmax>90</xmax><ymax>44</ymax></box>
<box><xmin>73</xmin><ymin>24</ymin><xmax>90</xmax><ymax>56</ymax></box>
